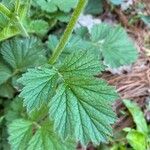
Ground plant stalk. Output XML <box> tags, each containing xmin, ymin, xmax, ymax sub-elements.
<box><xmin>49</xmin><ymin>0</ymin><xmax>87</xmax><ymax>64</ymax></box>
<box><xmin>15</xmin><ymin>0</ymin><xmax>20</xmax><ymax>15</ymax></box>
<box><xmin>15</xmin><ymin>16</ymin><xmax>29</xmax><ymax>37</ymax></box>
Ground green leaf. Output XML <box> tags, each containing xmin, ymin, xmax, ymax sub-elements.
<box><xmin>110</xmin><ymin>144</ymin><xmax>126</xmax><ymax>150</ymax></box>
<box><xmin>48</xmin><ymin>35</ymin><xmax>100</xmax><ymax>59</ymax></box>
<box><xmin>57</xmin><ymin>51</ymin><xmax>104</xmax><ymax>77</ymax></box>
<box><xmin>27</xmin><ymin>121</ymin><xmax>75</xmax><ymax>150</ymax></box>
<box><xmin>74</xmin><ymin>26</ymin><xmax>89</xmax><ymax>38</ymax></box>
<box><xmin>8</xmin><ymin>119</ymin><xmax>75</xmax><ymax>150</ymax></box>
<box><xmin>84</xmin><ymin>0</ymin><xmax>103</xmax><ymax>15</ymax></box>
<box><xmin>33</xmin><ymin>0</ymin><xmax>77</xmax><ymax>13</ymax></box>
<box><xmin>0</xmin><ymin>60</ymin><xmax>12</xmax><ymax>85</ymax></box>
<box><xmin>54</xmin><ymin>12</ymin><xmax>70</xmax><ymax>22</ymax></box>
<box><xmin>0</xmin><ymin>25</ymin><xmax>20</xmax><ymax>42</ymax></box>
<box><xmin>48</xmin><ymin>35</ymin><xmax>86</xmax><ymax>52</ymax></box>
<box><xmin>18</xmin><ymin>51</ymin><xmax>118</xmax><ymax>145</ymax></box>
<box><xmin>1</xmin><ymin>37</ymin><xmax>46</xmax><ymax>71</ymax></box>
<box><xmin>28</xmin><ymin>19</ymin><xmax>49</xmax><ymax>36</ymax></box>
<box><xmin>47</xmin><ymin>35</ymin><xmax>58</xmax><ymax>52</ymax></box>
<box><xmin>0</xmin><ymin>13</ymin><xmax>9</xmax><ymax>30</ymax></box>
<box><xmin>123</xmin><ymin>100</ymin><xmax>148</xmax><ymax>134</ymax></box>
<box><xmin>110</xmin><ymin>0</ymin><xmax>124</xmax><ymax>5</ymax></box>
<box><xmin>90</xmin><ymin>23</ymin><xmax>138</xmax><ymax>68</ymax></box>
<box><xmin>1</xmin><ymin>0</ymin><xmax>14</xmax><ymax>8</ymax></box>
<box><xmin>0</xmin><ymin>83</ymin><xmax>15</xmax><ymax>98</ymax></box>
<box><xmin>0</xmin><ymin>116</ymin><xmax>4</xmax><ymax>124</ymax></box>
<box><xmin>18</xmin><ymin>68</ymin><xmax>58</xmax><ymax>112</ymax></box>
<box><xmin>63</xmin><ymin>36</ymin><xmax>95</xmax><ymax>55</ymax></box>
<box><xmin>0</xmin><ymin>10</ymin><xmax>21</xmax><ymax>41</ymax></box>
<box><xmin>5</xmin><ymin>97</ymin><xmax>24</xmax><ymax>124</ymax></box>
<box><xmin>141</xmin><ymin>15</ymin><xmax>150</xmax><ymax>27</ymax></box>
<box><xmin>51</xmin><ymin>24</ymin><xmax>137</xmax><ymax>68</ymax></box>
<box><xmin>0</xmin><ymin>4</ymin><xmax>28</xmax><ymax>41</ymax></box>
<box><xmin>49</xmin><ymin>76</ymin><xmax>118</xmax><ymax>145</ymax></box>
<box><xmin>126</xmin><ymin>130</ymin><xmax>147</xmax><ymax>150</ymax></box>
<box><xmin>18</xmin><ymin>1</ymin><xmax>32</xmax><ymax>20</ymax></box>
<box><xmin>54</xmin><ymin>0</ymin><xmax>77</xmax><ymax>12</ymax></box>
<box><xmin>8</xmin><ymin>119</ymin><xmax>33</xmax><ymax>150</ymax></box>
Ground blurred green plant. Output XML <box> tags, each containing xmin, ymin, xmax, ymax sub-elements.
<box><xmin>123</xmin><ymin>100</ymin><xmax>150</xmax><ymax>150</ymax></box>
<box><xmin>98</xmin><ymin>99</ymin><xmax>150</xmax><ymax>150</ymax></box>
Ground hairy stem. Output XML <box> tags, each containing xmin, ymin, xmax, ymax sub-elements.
<box><xmin>49</xmin><ymin>0</ymin><xmax>87</xmax><ymax>64</ymax></box>
<box><xmin>15</xmin><ymin>0</ymin><xmax>20</xmax><ymax>15</ymax></box>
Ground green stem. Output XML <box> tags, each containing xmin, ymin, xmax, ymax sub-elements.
<box><xmin>20</xmin><ymin>0</ymin><xmax>32</xmax><ymax>20</ymax></box>
<box><xmin>15</xmin><ymin>16</ymin><xmax>29</xmax><ymax>37</ymax></box>
<box><xmin>0</xmin><ymin>3</ymin><xmax>11</xmax><ymax>18</ymax></box>
<box><xmin>33</xmin><ymin>122</ymin><xmax>41</xmax><ymax>129</ymax></box>
<box><xmin>15</xmin><ymin>0</ymin><xmax>20</xmax><ymax>15</ymax></box>
<box><xmin>49</xmin><ymin>0</ymin><xmax>87</xmax><ymax>64</ymax></box>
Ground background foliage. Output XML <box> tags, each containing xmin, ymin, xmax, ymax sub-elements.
<box><xmin>0</xmin><ymin>0</ymin><xmax>148</xmax><ymax>149</ymax></box>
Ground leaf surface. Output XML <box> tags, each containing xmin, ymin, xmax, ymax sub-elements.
<box><xmin>49</xmin><ymin>77</ymin><xmax>118</xmax><ymax>145</ymax></box>
<box><xmin>48</xmin><ymin>35</ymin><xmax>100</xmax><ymax>59</ymax></box>
<box><xmin>8</xmin><ymin>119</ymin><xmax>74</xmax><ymax>150</ymax></box>
<box><xmin>18</xmin><ymin>68</ymin><xmax>58</xmax><ymax>112</ymax></box>
<box><xmin>0</xmin><ymin>83</ymin><xmax>15</xmax><ymax>98</ymax></box>
<box><xmin>126</xmin><ymin>130</ymin><xmax>147</xmax><ymax>150</ymax></box>
<box><xmin>57</xmin><ymin>51</ymin><xmax>104</xmax><ymax>77</ymax></box>
<box><xmin>0</xmin><ymin>60</ymin><xmax>12</xmax><ymax>85</ymax></box>
<box><xmin>90</xmin><ymin>24</ymin><xmax>138</xmax><ymax>68</ymax></box>
<box><xmin>28</xmin><ymin>19</ymin><xmax>49</xmax><ymax>36</ymax></box>
<box><xmin>1</xmin><ymin>37</ymin><xmax>46</xmax><ymax>71</ymax></box>
<box><xmin>49</xmin><ymin>52</ymin><xmax>118</xmax><ymax>145</ymax></box>
<box><xmin>123</xmin><ymin>100</ymin><xmax>148</xmax><ymax>134</ymax></box>
<box><xmin>110</xmin><ymin>0</ymin><xmax>124</xmax><ymax>5</ymax></box>
<box><xmin>0</xmin><ymin>2</ymin><xmax>30</xmax><ymax>41</ymax></box>
<box><xmin>84</xmin><ymin>0</ymin><xmax>103</xmax><ymax>15</ymax></box>
<box><xmin>33</xmin><ymin>0</ymin><xmax>77</xmax><ymax>13</ymax></box>
<box><xmin>27</xmin><ymin>121</ymin><xmax>75</xmax><ymax>150</ymax></box>
<box><xmin>8</xmin><ymin>119</ymin><xmax>33</xmax><ymax>150</ymax></box>
<box><xmin>19</xmin><ymin>51</ymin><xmax>118</xmax><ymax>145</ymax></box>
<box><xmin>5</xmin><ymin>97</ymin><xmax>24</xmax><ymax>124</ymax></box>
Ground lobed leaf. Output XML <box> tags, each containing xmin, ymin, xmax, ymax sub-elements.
<box><xmin>48</xmin><ymin>52</ymin><xmax>118</xmax><ymax>145</ymax></box>
<box><xmin>84</xmin><ymin>0</ymin><xmax>103</xmax><ymax>15</ymax></box>
<box><xmin>90</xmin><ymin>23</ymin><xmax>138</xmax><ymax>68</ymax></box>
<box><xmin>19</xmin><ymin>51</ymin><xmax>118</xmax><ymax>145</ymax></box>
<box><xmin>33</xmin><ymin>0</ymin><xmax>77</xmax><ymax>13</ymax></box>
<box><xmin>49</xmin><ymin>76</ymin><xmax>118</xmax><ymax>145</ymax></box>
<box><xmin>27</xmin><ymin>121</ymin><xmax>75</xmax><ymax>150</ymax></box>
<box><xmin>8</xmin><ymin>119</ymin><xmax>33</xmax><ymax>150</ymax></box>
<box><xmin>28</xmin><ymin>19</ymin><xmax>49</xmax><ymax>36</ymax></box>
<box><xmin>5</xmin><ymin>97</ymin><xmax>24</xmax><ymax>124</ymax></box>
<box><xmin>0</xmin><ymin>60</ymin><xmax>12</xmax><ymax>85</ymax></box>
<box><xmin>48</xmin><ymin>24</ymin><xmax>138</xmax><ymax>68</ymax></box>
<box><xmin>18</xmin><ymin>68</ymin><xmax>58</xmax><ymax>112</ymax></box>
<box><xmin>1</xmin><ymin>37</ymin><xmax>46</xmax><ymax>71</ymax></box>
<box><xmin>8</xmin><ymin>119</ymin><xmax>74</xmax><ymax>150</ymax></box>
<box><xmin>48</xmin><ymin>35</ymin><xmax>101</xmax><ymax>60</ymax></box>
<box><xmin>57</xmin><ymin>51</ymin><xmax>104</xmax><ymax>77</ymax></box>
